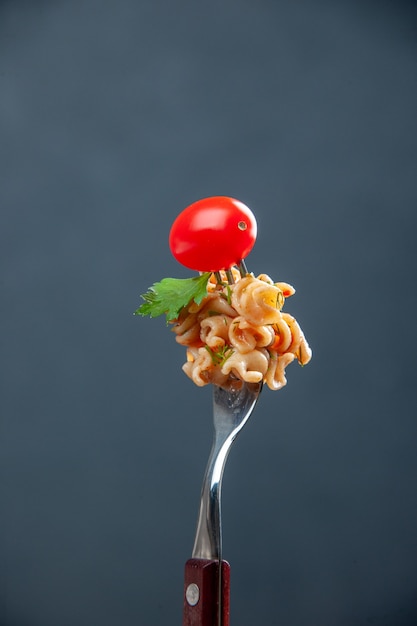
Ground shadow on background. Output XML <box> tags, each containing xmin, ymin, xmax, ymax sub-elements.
<box><xmin>1</xmin><ymin>0</ymin><xmax>417</xmax><ymax>624</ymax></box>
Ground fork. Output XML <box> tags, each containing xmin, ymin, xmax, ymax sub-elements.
<box><xmin>183</xmin><ymin>378</ymin><xmax>262</xmax><ymax>626</ymax></box>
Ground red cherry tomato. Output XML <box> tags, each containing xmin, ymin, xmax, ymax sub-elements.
<box><xmin>169</xmin><ymin>196</ymin><xmax>257</xmax><ymax>272</ymax></box>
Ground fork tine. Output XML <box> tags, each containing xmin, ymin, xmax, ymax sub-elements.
<box><xmin>239</xmin><ymin>259</ymin><xmax>249</xmax><ymax>276</ymax></box>
<box><xmin>225</xmin><ymin>269</ymin><xmax>235</xmax><ymax>284</ymax></box>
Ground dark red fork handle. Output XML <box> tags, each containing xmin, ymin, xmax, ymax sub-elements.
<box><xmin>183</xmin><ymin>558</ymin><xmax>230</xmax><ymax>626</ymax></box>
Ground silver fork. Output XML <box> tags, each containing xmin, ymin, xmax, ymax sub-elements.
<box><xmin>183</xmin><ymin>379</ymin><xmax>262</xmax><ymax>626</ymax></box>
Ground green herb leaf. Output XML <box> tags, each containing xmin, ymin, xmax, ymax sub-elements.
<box><xmin>205</xmin><ymin>344</ymin><xmax>234</xmax><ymax>367</ymax></box>
<box><xmin>134</xmin><ymin>272</ymin><xmax>211</xmax><ymax>322</ymax></box>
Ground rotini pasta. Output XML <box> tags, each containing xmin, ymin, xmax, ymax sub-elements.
<box><xmin>171</xmin><ymin>271</ymin><xmax>312</xmax><ymax>391</ymax></box>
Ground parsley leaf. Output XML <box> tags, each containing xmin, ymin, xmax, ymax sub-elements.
<box><xmin>134</xmin><ymin>272</ymin><xmax>211</xmax><ymax>322</ymax></box>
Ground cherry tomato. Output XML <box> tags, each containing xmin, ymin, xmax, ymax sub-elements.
<box><xmin>169</xmin><ymin>196</ymin><xmax>257</xmax><ymax>272</ymax></box>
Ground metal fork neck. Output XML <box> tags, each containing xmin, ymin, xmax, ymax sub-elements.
<box><xmin>191</xmin><ymin>382</ymin><xmax>262</xmax><ymax>560</ymax></box>
<box><xmin>191</xmin><ymin>430</ymin><xmax>232</xmax><ymax>560</ymax></box>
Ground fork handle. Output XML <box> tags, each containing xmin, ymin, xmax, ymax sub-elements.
<box><xmin>183</xmin><ymin>558</ymin><xmax>230</xmax><ymax>626</ymax></box>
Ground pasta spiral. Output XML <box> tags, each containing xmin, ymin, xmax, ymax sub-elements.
<box><xmin>171</xmin><ymin>271</ymin><xmax>311</xmax><ymax>391</ymax></box>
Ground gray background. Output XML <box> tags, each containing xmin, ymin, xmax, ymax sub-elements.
<box><xmin>1</xmin><ymin>0</ymin><xmax>417</xmax><ymax>624</ymax></box>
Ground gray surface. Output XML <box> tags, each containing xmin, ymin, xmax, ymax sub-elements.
<box><xmin>1</xmin><ymin>1</ymin><xmax>417</xmax><ymax>624</ymax></box>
